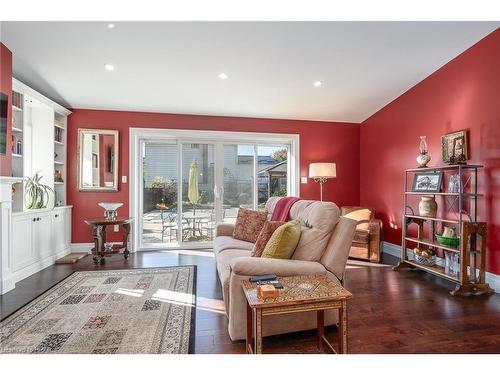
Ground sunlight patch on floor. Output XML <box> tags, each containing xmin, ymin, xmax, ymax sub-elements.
<box><xmin>152</xmin><ymin>289</ymin><xmax>195</xmax><ymax>307</ymax></box>
<box><xmin>346</xmin><ymin>259</ymin><xmax>392</xmax><ymax>269</ymax></box>
<box><xmin>196</xmin><ymin>296</ymin><xmax>226</xmax><ymax>315</ymax></box>
<box><xmin>158</xmin><ymin>249</ymin><xmax>215</xmax><ymax>257</ymax></box>
<box><xmin>114</xmin><ymin>288</ymin><xmax>145</xmax><ymax>297</ymax></box>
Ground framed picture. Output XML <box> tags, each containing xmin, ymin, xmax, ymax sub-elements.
<box><xmin>412</xmin><ymin>172</ymin><xmax>443</xmax><ymax>193</ymax></box>
<box><xmin>441</xmin><ymin>130</ymin><xmax>469</xmax><ymax>164</ymax></box>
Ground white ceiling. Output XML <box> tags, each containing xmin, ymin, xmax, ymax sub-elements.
<box><xmin>1</xmin><ymin>22</ymin><xmax>498</xmax><ymax>122</ymax></box>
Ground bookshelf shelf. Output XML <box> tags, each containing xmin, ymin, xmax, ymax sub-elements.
<box><xmin>394</xmin><ymin>164</ymin><xmax>493</xmax><ymax>296</ymax></box>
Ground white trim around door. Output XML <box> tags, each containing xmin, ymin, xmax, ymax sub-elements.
<box><xmin>129</xmin><ymin>128</ymin><xmax>300</xmax><ymax>252</ymax></box>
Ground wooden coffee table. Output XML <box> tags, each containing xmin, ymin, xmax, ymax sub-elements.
<box><xmin>242</xmin><ymin>274</ymin><xmax>352</xmax><ymax>354</ymax></box>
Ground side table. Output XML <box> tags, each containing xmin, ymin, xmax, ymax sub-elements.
<box><xmin>84</xmin><ymin>217</ymin><xmax>133</xmax><ymax>265</ymax></box>
<box><xmin>242</xmin><ymin>274</ymin><xmax>352</xmax><ymax>354</ymax></box>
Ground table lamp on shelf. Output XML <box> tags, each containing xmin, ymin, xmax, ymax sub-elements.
<box><xmin>309</xmin><ymin>162</ymin><xmax>336</xmax><ymax>201</ymax></box>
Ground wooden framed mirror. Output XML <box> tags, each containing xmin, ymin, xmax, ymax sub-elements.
<box><xmin>78</xmin><ymin>129</ymin><xmax>119</xmax><ymax>192</ymax></box>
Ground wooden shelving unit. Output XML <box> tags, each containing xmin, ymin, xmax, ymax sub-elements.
<box><xmin>393</xmin><ymin>164</ymin><xmax>494</xmax><ymax>296</ymax></box>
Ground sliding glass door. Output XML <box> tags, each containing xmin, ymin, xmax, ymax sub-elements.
<box><xmin>180</xmin><ymin>143</ymin><xmax>215</xmax><ymax>243</ymax></box>
<box><xmin>221</xmin><ymin>144</ymin><xmax>255</xmax><ymax>224</ymax></box>
<box><xmin>141</xmin><ymin>142</ymin><xmax>179</xmax><ymax>246</ymax></box>
<box><xmin>133</xmin><ymin>130</ymin><xmax>297</xmax><ymax>250</ymax></box>
<box><xmin>221</xmin><ymin>144</ymin><xmax>289</xmax><ymax>224</ymax></box>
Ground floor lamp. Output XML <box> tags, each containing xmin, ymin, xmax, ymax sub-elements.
<box><xmin>309</xmin><ymin>163</ymin><xmax>336</xmax><ymax>201</ymax></box>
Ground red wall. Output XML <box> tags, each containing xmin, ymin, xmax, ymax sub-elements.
<box><xmin>360</xmin><ymin>29</ymin><xmax>500</xmax><ymax>275</ymax></box>
<box><xmin>0</xmin><ymin>43</ymin><xmax>13</xmax><ymax>176</ymax></box>
<box><xmin>68</xmin><ymin>110</ymin><xmax>360</xmax><ymax>243</ymax></box>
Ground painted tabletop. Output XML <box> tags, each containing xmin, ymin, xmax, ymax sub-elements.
<box><xmin>242</xmin><ymin>274</ymin><xmax>352</xmax><ymax>309</ymax></box>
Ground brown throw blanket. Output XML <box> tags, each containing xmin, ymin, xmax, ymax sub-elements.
<box><xmin>271</xmin><ymin>196</ymin><xmax>301</xmax><ymax>221</ymax></box>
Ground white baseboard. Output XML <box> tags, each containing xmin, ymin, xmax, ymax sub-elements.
<box><xmin>0</xmin><ymin>275</ymin><xmax>16</xmax><ymax>295</ymax></box>
<box><xmin>71</xmin><ymin>243</ymin><xmax>93</xmax><ymax>253</ymax></box>
<box><xmin>382</xmin><ymin>241</ymin><xmax>500</xmax><ymax>294</ymax></box>
<box><xmin>71</xmin><ymin>242</ymin><xmax>123</xmax><ymax>253</ymax></box>
<box><xmin>13</xmin><ymin>247</ymin><xmax>71</xmax><ymax>284</ymax></box>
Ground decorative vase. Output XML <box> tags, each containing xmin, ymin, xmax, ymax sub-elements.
<box><xmin>418</xmin><ymin>196</ymin><xmax>437</xmax><ymax>218</ymax></box>
<box><xmin>416</xmin><ymin>136</ymin><xmax>431</xmax><ymax>167</ymax></box>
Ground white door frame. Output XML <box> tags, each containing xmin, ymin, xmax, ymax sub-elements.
<box><xmin>129</xmin><ymin>128</ymin><xmax>300</xmax><ymax>252</ymax></box>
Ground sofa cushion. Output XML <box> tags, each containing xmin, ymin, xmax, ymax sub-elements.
<box><xmin>215</xmin><ymin>249</ymin><xmax>252</xmax><ymax>314</ymax></box>
<box><xmin>251</xmin><ymin>221</ymin><xmax>286</xmax><ymax>257</ymax></box>
<box><xmin>291</xmin><ymin>201</ymin><xmax>340</xmax><ymax>262</ymax></box>
<box><xmin>213</xmin><ymin>235</ymin><xmax>254</xmax><ymax>257</ymax></box>
<box><xmin>265</xmin><ymin>197</ymin><xmax>281</xmax><ymax>220</ymax></box>
<box><xmin>261</xmin><ymin>219</ymin><xmax>301</xmax><ymax>259</ymax></box>
<box><xmin>232</xmin><ymin>208</ymin><xmax>268</xmax><ymax>243</ymax></box>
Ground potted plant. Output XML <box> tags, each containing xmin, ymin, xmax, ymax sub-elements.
<box><xmin>25</xmin><ymin>171</ymin><xmax>53</xmax><ymax>209</ymax></box>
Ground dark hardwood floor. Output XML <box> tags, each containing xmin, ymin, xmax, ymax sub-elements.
<box><xmin>1</xmin><ymin>250</ymin><xmax>499</xmax><ymax>353</ymax></box>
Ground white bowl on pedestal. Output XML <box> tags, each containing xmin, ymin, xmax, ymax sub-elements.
<box><xmin>98</xmin><ymin>202</ymin><xmax>123</xmax><ymax>220</ymax></box>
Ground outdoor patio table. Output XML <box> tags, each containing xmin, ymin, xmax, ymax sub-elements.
<box><xmin>181</xmin><ymin>212</ymin><xmax>212</xmax><ymax>239</ymax></box>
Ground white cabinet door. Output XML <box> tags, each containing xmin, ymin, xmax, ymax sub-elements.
<box><xmin>52</xmin><ymin>210</ymin><xmax>66</xmax><ymax>253</ymax></box>
<box><xmin>12</xmin><ymin>214</ymin><xmax>34</xmax><ymax>272</ymax></box>
<box><xmin>30</xmin><ymin>99</ymin><xmax>55</xmax><ymax>208</ymax></box>
<box><xmin>33</xmin><ymin>212</ymin><xmax>52</xmax><ymax>260</ymax></box>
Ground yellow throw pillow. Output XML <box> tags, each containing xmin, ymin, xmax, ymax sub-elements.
<box><xmin>261</xmin><ymin>219</ymin><xmax>301</xmax><ymax>259</ymax></box>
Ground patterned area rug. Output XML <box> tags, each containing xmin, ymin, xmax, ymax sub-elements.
<box><xmin>0</xmin><ymin>266</ymin><xmax>196</xmax><ymax>354</ymax></box>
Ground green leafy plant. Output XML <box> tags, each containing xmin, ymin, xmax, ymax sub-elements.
<box><xmin>25</xmin><ymin>172</ymin><xmax>53</xmax><ymax>209</ymax></box>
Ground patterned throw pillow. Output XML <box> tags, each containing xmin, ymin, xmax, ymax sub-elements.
<box><xmin>232</xmin><ymin>208</ymin><xmax>268</xmax><ymax>243</ymax></box>
<box><xmin>261</xmin><ymin>219</ymin><xmax>301</xmax><ymax>259</ymax></box>
<box><xmin>251</xmin><ymin>221</ymin><xmax>286</xmax><ymax>257</ymax></box>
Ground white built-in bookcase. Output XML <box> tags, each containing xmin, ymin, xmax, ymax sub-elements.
<box><xmin>11</xmin><ymin>79</ymin><xmax>71</xmax><ymax>212</ymax></box>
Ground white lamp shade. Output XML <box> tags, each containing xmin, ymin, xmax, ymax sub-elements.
<box><xmin>309</xmin><ymin>163</ymin><xmax>337</xmax><ymax>178</ymax></box>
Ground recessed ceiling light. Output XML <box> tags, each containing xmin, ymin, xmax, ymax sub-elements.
<box><xmin>218</xmin><ymin>73</ymin><xmax>228</xmax><ymax>80</ymax></box>
<box><xmin>107</xmin><ymin>23</ymin><xmax>115</xmax><ymax>29</ymax></box>
<box><xmin>313</xmin><ymin>81</ymin><xmax>322</xmax><ymax>87</ymax></box>
<box><xmin>104</xmin><ymin>64</ymin><xmax>115</xmax><ymax>71</ymax></box>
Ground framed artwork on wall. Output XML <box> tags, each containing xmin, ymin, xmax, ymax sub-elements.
<box><xmin>412</xmin><ymin>171</ymin><xmax>443</xmax><ymax>193</ymax></box>
<box><xmin>441</xmin><ymin>130</ymin><xmax>469</xmax><ymax>164</ymax></box>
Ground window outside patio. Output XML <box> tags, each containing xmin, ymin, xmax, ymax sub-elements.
<box><xmin>141</xmin><ymin>143</ymin><xmax>288</xmax><ymax>245</ymax></box>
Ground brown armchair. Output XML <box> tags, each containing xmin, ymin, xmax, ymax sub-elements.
<box><xmin>341</xmin><ymin>206</ymin><xmax>382</xmax><ymax>262</ymax></box>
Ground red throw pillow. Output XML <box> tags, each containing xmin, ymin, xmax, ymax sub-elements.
<box><xmin>251</xmin><ymin>221</ymin><xmax>286</xmax><ymax>257</ymax></box>
<box><xmin>233</xmin><ymin>208</ymin><xmax>268</xmax><ymax>243</ymax></box>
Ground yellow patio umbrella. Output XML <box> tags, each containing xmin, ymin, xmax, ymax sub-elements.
<box><xmin>188</xmin><ymin>160</ymin><xmax>200</xmax><ymax>207</ymax></box>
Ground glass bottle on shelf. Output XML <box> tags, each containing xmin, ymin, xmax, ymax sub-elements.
<box><xmin>445</xmin><ymin>252</ymin><xmax>451</xmax><ymax>275</ymax></box>
<box><xmin>419</xmin><ymin>136</ymin><xmax>428</xmax><ymax>154</ymax></box>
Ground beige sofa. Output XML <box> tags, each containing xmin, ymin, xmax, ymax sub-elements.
<box><xmin>214</xmin><ymin>197</ymin><xmax>357</xmax><ymax>341</ymax></box>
